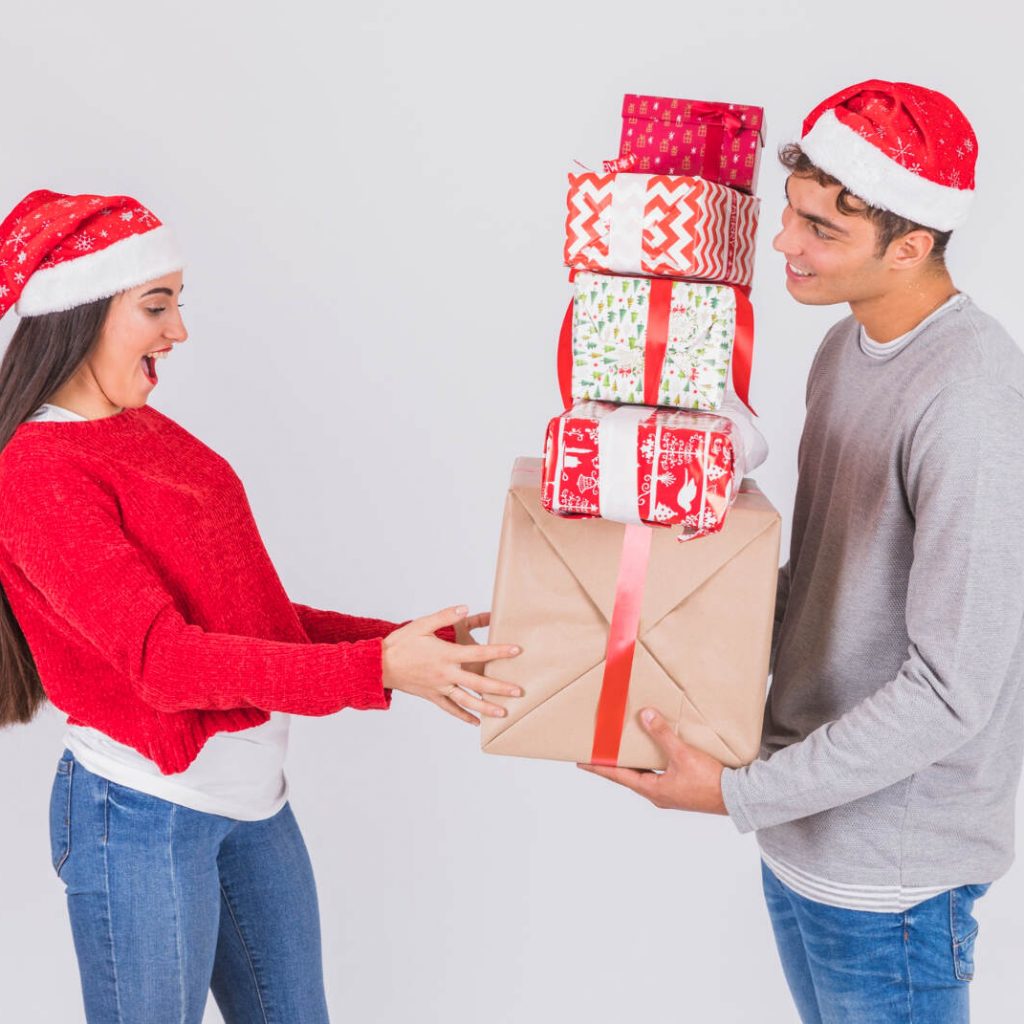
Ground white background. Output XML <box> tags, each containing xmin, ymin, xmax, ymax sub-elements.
<box><xmin>2</xmin><ymin>1</ymin><xmax>1022</xmax><ymax>1021</ymax></box>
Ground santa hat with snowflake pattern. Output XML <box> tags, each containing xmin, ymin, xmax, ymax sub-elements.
<box><xmin>0</xmin><ymin>190</ymin><xmax>183</xmax><ymax>320</ymax></box>
<box><xmin>799</xmin><ymin>80</ymin><xmax>977</xmax><ymax>232</ymax></box>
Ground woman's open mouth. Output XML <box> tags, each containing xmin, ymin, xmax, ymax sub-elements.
<box><xmin>141</xmin><ymin>348</ymin><xmax>171</xmax><ymax>386</ymax></box>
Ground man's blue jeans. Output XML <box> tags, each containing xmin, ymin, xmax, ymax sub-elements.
<box><xmin>762</xmin><ymin>859</ymin><xmax>990</xmax><ymax>1023</ymax></box>
<box><xmin>49</xmin><ymin>749</ymin><xmax>331</xmax><ymax>1023</ymax></box>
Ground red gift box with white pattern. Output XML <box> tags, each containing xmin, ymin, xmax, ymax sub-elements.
<box><xmin>615</xmin><ymin>93</ymin><xmax>766</xmax><ymax>195</ymax></box>
<box><xmin>541</xmin><ymin>401</ymin><xmax>741</xmax><ymax>540</ymax></box>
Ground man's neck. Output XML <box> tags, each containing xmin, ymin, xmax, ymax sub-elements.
<box><xmin>849</xmin><ymin>269</ymin><xmax>959</xmax><ymax>343</ymax></box>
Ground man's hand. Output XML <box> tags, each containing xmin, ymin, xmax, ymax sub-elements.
<box><xmin>578</xmin><ymin>708</ymin><xmax>728</xmax><ymax>815</ymax></box>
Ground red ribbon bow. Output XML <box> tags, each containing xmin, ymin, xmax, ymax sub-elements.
<box><xmin>687</xmin><ymin>103</ymin><xmax>745</xmax><ymax>136</ymax></box>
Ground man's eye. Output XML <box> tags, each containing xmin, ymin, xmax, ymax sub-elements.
<box><xmin>810</xmin><ymin>224</ymin><xmax>832</xmax><ymax>240</ymax></box>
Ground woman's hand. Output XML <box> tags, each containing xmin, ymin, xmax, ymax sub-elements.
<box><xmin>382</xmin><ymin>605</ymin><xmax>523</xmax><ymax>725</ymax></box>
<box><xmin>453</xmin><ymin>610</ymin><xmax>490</xmax><ymax>675</ymax></box>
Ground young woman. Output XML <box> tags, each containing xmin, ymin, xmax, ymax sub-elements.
<box><xmin>0</xmin><ymin>189</ymin><xmax>522</xmax><ymax>1024</ymax></box>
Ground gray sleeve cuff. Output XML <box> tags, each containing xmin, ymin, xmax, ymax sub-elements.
<box><xmin>720</xmin><ymin>767</ymin><xmax>756</xmax><ymax>834</ymax></box>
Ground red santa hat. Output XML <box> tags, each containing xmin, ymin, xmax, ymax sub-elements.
<box><xmin>799</xmin><ymin>80</ymin><xmax>977</xmax><ymax>231</ymax></box>
<box><xmin>0</xmin><ymin>190</ymin><xmax>183</xmax><ymax>320</ymax></box>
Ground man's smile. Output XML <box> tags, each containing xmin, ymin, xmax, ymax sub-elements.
<box><xmin>786</xmin><ymin>261</ymin><xmax>816</xmax><ymax>279</ymax></box>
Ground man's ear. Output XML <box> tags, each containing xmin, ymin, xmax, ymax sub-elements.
<box><xmin>885</xmin><ymin>229</ymin><xmax>937</xmax><ymax>271</ymax></box>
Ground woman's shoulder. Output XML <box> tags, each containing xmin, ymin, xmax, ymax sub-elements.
<box><xmin>0</xmin><ymin>421</ymin><xmax>98</xmax><ymax>501</ymax></box>
<box><xmin>1</xmin><ymin>401</ymin><xmax>237</xmax><ymax>493</ymax></box>
<box><xmin>2</xmin><ymin>403</ymin><xmax>161</xmax><ymax>476</ymax></box>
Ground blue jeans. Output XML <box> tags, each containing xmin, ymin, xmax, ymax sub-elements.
<box><xmin>762</xmin><ymin>859</ymin><xmax>990</xmax><ymax>1023</ymax></box>
<box><xmin>49</xmin><ymin>749</ymin><xmax>330</xmax><ymax>1023</ymax></box>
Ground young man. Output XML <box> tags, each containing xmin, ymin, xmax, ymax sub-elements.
<box><xmin>581</xmin><ymin>80</ymin><xmax>1024</xmax><ymax>1022</ymax></box>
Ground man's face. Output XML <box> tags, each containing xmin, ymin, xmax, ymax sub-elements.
<box><xmin>773</xmin><ymin>174</ymin><xmax>889</xmax><ymax>306</ymax></box>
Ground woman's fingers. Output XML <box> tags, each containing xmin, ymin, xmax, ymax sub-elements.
<box><xmin>454</xmin><ymin>670</ymin><xmax>522</xmax><ymax>697</ymax></box>
<box><xmin>444</xmin><ymin>684</ymin><xmax>507</xmax><ymax>719</ymax></box>
<box><xmin>437</xmin><ymin>694</ymin><xmax>479</xmax><ymax>725</ymax></box>
<box><xmin>412</xmin><ymin>605</ymin><xmax>470</xmax><ymax>635</ymax></box>
<box><xmin>450</xmin><ymin>641</ymin><xmax>519</xmax><ymax>665</ymax></box>
<box><xmin>404</xmin><ymin>606</ymin><xmax>495</xmax><ymax>641</ymax></box>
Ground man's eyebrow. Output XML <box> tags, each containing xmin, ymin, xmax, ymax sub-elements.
<box><xmin>798</xmin><ymin>210</ymin><xmax>849</xmax><ymax>235</ymax></box>
<box><xmin>784</xmin><ymin>179</ymin><xmax>850</xmax><ymax>236</ymax></box>
<box><xmin>782</xmin><ymin>182</ymin><xmax>847</xmax><ymax>235</ymax></box>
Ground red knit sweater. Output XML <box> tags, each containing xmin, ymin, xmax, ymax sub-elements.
<box><xmin>0</xmin><ymin>404</ymin><xmax>428</xmax><ymax>774</ymax></box>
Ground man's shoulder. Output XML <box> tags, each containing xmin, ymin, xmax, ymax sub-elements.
<box><xmin>807</xmin><ymin>313</ymin><xmax>859</xmax><ymax>378</ymax></box>
<box><xmin>819</xmin><ymin>312</ymin><xmax>860</xmax><ymax>348</ymax></box>
<box><xmin>954</xmin><ymin>299</ymin><xmax>1024</xmax><ymax>378</ymax></box>
<box><xmin>918</xmin><ymin>296</ymin><xmax>1024</xmax><ymax>399</ymax></box>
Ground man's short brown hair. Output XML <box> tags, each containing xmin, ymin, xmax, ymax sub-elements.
<box><xmin>779</xmin><ymin>143</ymin><xmax>952</xmax><ymax>264</ymax></box>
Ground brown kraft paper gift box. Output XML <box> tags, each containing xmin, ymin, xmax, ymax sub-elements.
<box><xmin>481</xmin><ymin>458</ymin><xmax>781</xmax><ymax>770</ymax></box>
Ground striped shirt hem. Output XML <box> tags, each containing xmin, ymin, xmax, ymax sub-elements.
<box><xmin>761</xmin><ymin>851</ymin><xmax>952</xmax><ymax>914</ymax></box>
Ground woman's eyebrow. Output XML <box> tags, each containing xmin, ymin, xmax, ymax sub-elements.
<box><xmin>139</xmin><ymin>284</ymin><xmax>184</xmax><ymax>298</ymax></box>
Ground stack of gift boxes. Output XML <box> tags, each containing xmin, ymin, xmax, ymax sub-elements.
<box><xmin>481</xmin><ymin>94</ymin><xmax>783</xmax><ymax>771</ymax></box>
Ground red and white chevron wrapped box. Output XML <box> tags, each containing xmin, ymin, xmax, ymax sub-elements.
<box><xmin>616</xmin><ymin>94</ymin><xmax>766</xmax><ymax>195</ymax></box>
<box><xmin>541</xmin><ymin>401</ymin><xmax>741</xmax><ymax>540</ymax></box>
<box><xmin>564</xmin><ymin>171</ymin><xmax>759</xmax><ymax>287</ymax></box>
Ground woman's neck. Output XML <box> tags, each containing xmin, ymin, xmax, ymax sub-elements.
<box><xmin>46</xmin><ymin>380</ymin><xmax>126</xmax><ymax>421</ymax></box>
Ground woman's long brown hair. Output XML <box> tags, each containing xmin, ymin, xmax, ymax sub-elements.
<box><xmin>0</xmin><ymin>297</ymin><xmax>112</xmax><ymax>725</ymax></box>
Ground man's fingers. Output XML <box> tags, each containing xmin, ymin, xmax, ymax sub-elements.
<box><xmin>638</xmin><ymin>708</ymin><xmax>684</xmax><ymax>757</ymax></box>
<box><xmin>578</xmin><ymin>762</ymin><xmax>656</xmax><ymax>796</ymax></box>
<box><xmin>580</xmin><ymin>763</ymin><xmax>645</xmax><ymax>790</ymax></box>
<box><xmin>413</xmin><ymin>605</ymin><xmax>470</xmax><ymax>635</ymax></box>
<box><xmin>449</xmin><ymin>642</ymin><xmax>520</xmax><ymax>665</ymax></box>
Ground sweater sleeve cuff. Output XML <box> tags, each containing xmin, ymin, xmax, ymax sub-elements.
<box><xmin>338</xmin><ymin>638</ymin><xmax>391</xmax><ymax>712</ymax></box>
<box><xmin>720</xmin><ymin>767</ymin><xmax>756</xmax><ymax>834</ymax></box>
<box><xmin>435</xmin><ymin>625</ymin><xmax>457</xmax><ymax>643</ymax></box>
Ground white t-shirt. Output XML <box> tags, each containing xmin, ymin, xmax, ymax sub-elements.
<box><xmin>29</xmin><ymin>402</ymin><xmax>290</xmax><ymax>821</ymax></box>
<box><xmin>859</xmin><ymin>292</ymin><xmax>962</xmax><ymax>358</ymax></box>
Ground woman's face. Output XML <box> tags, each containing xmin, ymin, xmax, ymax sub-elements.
<box><xmin>58</xmin><ymin>271</ymin><xmax>187</xmax><ymax>417</ymax></box>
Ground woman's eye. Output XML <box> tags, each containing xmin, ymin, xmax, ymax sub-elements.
<box><xmin>145</xmin><ymin>307</ymin><xmax>166</xmax><ymax>315</ymax></box>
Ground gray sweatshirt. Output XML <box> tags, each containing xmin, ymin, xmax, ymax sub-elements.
<box><xmin>720</xmin><ymin>294</ymin><xmax>1024</xmax><ymax>887</ymax></box>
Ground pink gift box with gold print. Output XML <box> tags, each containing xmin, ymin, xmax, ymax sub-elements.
<box><xmin>616</xmin><ymin>93</ymin><xmax>766</xmax><ymax>195</ymax></box>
